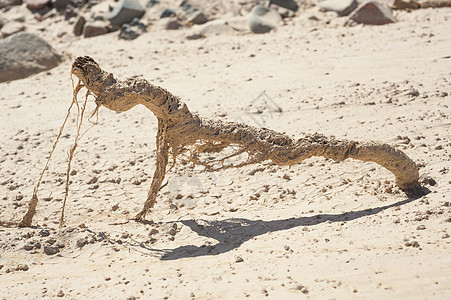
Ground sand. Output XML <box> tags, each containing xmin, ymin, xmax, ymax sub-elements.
<box><xmin>0</xmin><ymin>3</ymin><xmax>450</xmax><ymax>299</ymax></box>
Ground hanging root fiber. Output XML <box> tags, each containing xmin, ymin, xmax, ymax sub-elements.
<box><xmin>18</xmin><ymin>76</ymin><xmax>99</xmax><ymax>227</ymax></box>
<box><xmin>19</xmin><ymin>56</ymin><xmax>421</xmax><ymax>226</ymax></box>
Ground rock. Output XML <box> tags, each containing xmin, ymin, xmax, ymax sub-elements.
<box><xmin>0</xmin><ymin>32</ymin><xmax>61</xmax><ymax>82</ymax></box>
<box><xmin>249</xmin><ymin>5</ymin><xmax>281</xmax><ymax>34</ymax></box>
<box><xmin>318</xmin><ymin>0</ymin><xmax>359</xmax><ymax>16</ymax></box>
<box><xmin>270</xmin><ymin>0</ymin><xmax>299</xmax><ymax>11</ymax></box>
<box><xmin>25</xmin><ymin>0</ymin><xmax>50</xmax><ymax>10</ymax></box>
<box><xmin>419</xmin><ymin>0</ymin><xmax>451</xmax><ymax>8</ymax></box>
<box><xmin>0</xmin><ymin>18</ymin><xmax>5</xmax><ymax>30</ymax></box>
<box><xmin>51</xmin><ymin>0</ymin><xmax>73</xmax><ymax>10</ymax></box>
<box><xmin>43</xmin><ymin>245</ymin><xmax>59</xmax><ymax>255</ymax></box>
<box><xmin>160</xmin><ymin>8</ymin><xmax>176</xmax><ymax>18</ymax></box>
<box><xmin>0</xmin><ymin>0</ymin><xmax>22</xmax><ymax>9</ymax></box>
<box><xmin>108</xmin><ymin>0</ymin><xmax>145</xmax><ymax>26</ymax></box>
<box><xmin>349</xmin><ymin>1</ymin><xmax>396</xmax><ymax>25</ymax></box>
<box><xmin>146</xmin><ymin>0</ymin><xmax>158</xmax><ymax>9</ymax></box>
<box><xmin>83</xmin><ymin>22</ymin><xmax>108</xmax><ymax>38</ymax></box>
<box><xmin>0</xmin><ymin>21</ymin><xmax>25</xmax><ymax>39</ymax></box>
<box><xmin>165</xmin><ymin>18</ymin><xmax>181</xmax><ymax>30</ymax></box>
<box><xmin>73</xmin><ymin>15</ymin><xmax>86</xmax><ymax>36</ymax></box>
<box><xmin>391</xmin><ymin>0</ymin><xmax>420</xmax><ymax>9</ymax></box>
<box><xmin>119</xmin><ymin>18</ymin><xmax>146</xmax><ymax>40</ymax></box>
<box><xmin>64</xmin><ymin>4</ymin><xmax>78</xmax><ymax>20</ymax></box>
<box><xmin>76</xmin><ymin>237</ymin><xmax>87</xmax><ymax>248</ymax></box>
<box><xmin>180</xmin><ymin>0</ymin><xmax>208</xmax><ymax>25</ymax></box>
<box><xmin>187</xmin><ymin>10</ymin><xmax>208</xmax><ymax>25</ymax></box>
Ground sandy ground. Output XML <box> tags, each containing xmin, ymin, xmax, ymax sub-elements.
<box><xmin>0</xmin><ymin>4</ymin><xmax>450</xmax><ymax>299</ymax></box>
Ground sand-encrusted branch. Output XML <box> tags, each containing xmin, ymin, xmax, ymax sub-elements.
<box><xmin>19</xmin><ymin>56</ymin><xmax>420</xmax><ymax>225</ymax></box>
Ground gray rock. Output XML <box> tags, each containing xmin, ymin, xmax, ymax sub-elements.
<box><xmin>318</xmin><ymin>0</ymin><xmax>358</xmax><ymax>16</ymax></box>
<box><xmin>270</xmin><ymin>0</ymin><xmax>299</xmax><ymax>11</ymax></box>
<box><xmin>51</xmin><ymin>0</ymin><xmax>73</xmax><ymax>10</ymax></box>
<box><xmin>350</xmin><ymin>1</ymin><xmax>396</xmax><ymax>25</ymax></box>
<box><xmin>0</xmin><ymin>21</ymin><xmax>25</xmax><ymax>38</ymax></box>
<box><xmin>0</xmin><ymin>32</ymin><xmax>61</xmax><ymax>82</ymax></box>
<box><xmin>43</xmin><ymin>245</ymin><xmax>59</xmax><ymax>255</ymax></box>
<box><xmin>160</xmin><ymin>8</ymin><xmax>176</xmax><ymax>18</ymax></box>
<box><xmin>146</xmin><ymin>0</ymin><xmax>158</xmax><ymax>9</ymax></box>
<box><xmin>0</xmin><ymin>0</ymin><xmax>22</xmax><ymax>9</ymax></box>
<box><xmin>108</xmin><ymin>0</ymin><xmax>145</xmax><ymax>26</ymax></box>
<box><xmin>187</xmin><ymin>10</ymin><xmax>208</xmax><ymax>25</ymax></box>
<box><xmin>119</xmin><ymin>18</ymin><xmax>146</xmax><ymax>40</ymax></box>
<box><xmin>73</xmin><ymin>15</ymin><xmax>86</xmax><ymax>36</ymax></box>
<box><xmin>180</xmin><ymin>0</ymin><xmax>208</xmax><ymax>24</ymax></box>
<box><xmin>249</xmin><ymin>5</ymin><xmax>281</xmax><ymax>34</ymax></box>
<box><xmin>83</xmin><ymin>22</ymin><xmax>108</xmax><ymax>38</ymax></box>
<box><xmin>165</xmin><ymin>18</ymin><xmax>181</xmax><ymax>30</ymax></box>
<box><xmin>64</xmin><ymin>4</ymin><xmax>78</xmax><ymax>20</ymax></box>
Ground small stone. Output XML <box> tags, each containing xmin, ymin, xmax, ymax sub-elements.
<box><xmin>421</xmin><ymin>176</ymin><xmax>436</xmax><ymax>186</ymax></box>
<box><xmin>57</xmin><ymin>290</ymin><xmax>64</xmax><ymax>297</ymax></box>
<box><xmin>44</xmin><ymin>245</ymin><xmax>60</xmax><ymax>255</ymax></box>
<box><xmin>17</xmin><ymin>264</ymin><xmax>29</xmax><ymax>271</ymax></box>
<box><xmin>51</xmin><ymin>0</ymin><xmax>73</xmax><ymax>10</ymax></box>
<box><xmin>108</xmin><ymin>0</ymin><xmax>145</xmax><ymax>26</ymax></box>
<box><xmin>23</xmin><ymin>241</ymin><xmax>35</xmax><ymax>251</ymax></box>
<box><xmin>249</xmin><ymin>5</ymin><xmax>282</xmax><ymax>34</ymax></box>
<box><xmin>25</xmin><ymin>0</ymin><xmax>50</xmax><ymax>10</ymax></box>
<box><xmin>146</xmin><ymin>0</ymin><xmax>158</xmax><ymax>9</ymax></box>
<box><xmin>87</xmin><ymin>176</ymin><xmax>98</xmax><ymax>184</ymax></box>
<box><xmin>64</xmin><ymin>4</ymin><xmax>78</xmax><ymax>20</ymax></box>
<box><xmin>73</xmin><ymin>16</ymin><xmax>86</xmax><ymax>36</ymax></box>
<box><xmin>235</xmin><ymin>256</ymin><xmax>244</xmax><ymax>263</ymax></box>
<box><xmin>318</xmin><ymin>0</ymin><xmax>358</xmax><ymax>16</ymax></box>
<box><xmin>40</xmin><ymin>229</ymin><xmax>50</xmax><ymax>237</ymax></box>
<box><xmin>0</xmin><ymin>32</ymin><xmax>62</xmax><ymax>82</ymax></box>
<box><xmin>270</xmin><ymin>0</ymin><xmax>299</xmax><ymax>11</ymax></box>
<box><xmin>165</xmin><ymin>18</ymin><xmax>181</xmax><ymax>30</ymax></box>
<box><xmin>187</xmin><ymin>10</ymin><xmax>208</xmax><ymax>25</ymax></box>
<box><xmin>0</xmin><ymin>0</ymin><xmax>22</xmax><ymax>9</ymax></box>
<box><xmin>416</xmin><ymin>225</ymin><xmax>426</xmax><ymax>230</ymax></box>
<box><xmin>391</xmin><ymin>0</ymin><xmax>420</xmax><ymax>10</ymax></box>
<box><xmin>77</xmin><ymin>237</ymin><xmax>88</xmax><ymax>248</ymax></box>
<box><xmin>180</xmin><ymin>1</ymin><xmax>208</xmax><ymax>24</ymax></box>
<box><xmin>83</xmin><ymin>22</ymin><xmax>108</xmax><ymax>38</ymax></box>
<box><xmin>160</xmin><ymin>8</ymin><xmax>176</xmax><ymax>18</ymax></box>
<box><xmin>349</xmin><ymin>1</ymin><xmax>396</xmax><ymax>25</ymax></box>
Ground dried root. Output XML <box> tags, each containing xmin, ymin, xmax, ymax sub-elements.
<box><xmin>19</xmin><ymin>56</ymin><xmax>421</xmax><ymax>225</ymax></box>
<box><xmin>19</xmin><ymin>77</ymin><xmax>99</xmax><ymax>227</ymax></box>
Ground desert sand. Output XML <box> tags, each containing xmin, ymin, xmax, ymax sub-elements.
<box><xmin>0</xmin><ymin>1</ymin><xmax>450</xmax><ymax>299</ymax></box>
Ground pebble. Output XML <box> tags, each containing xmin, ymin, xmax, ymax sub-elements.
<box><xmin>83</xmin><ymin>22</ymin><xmax>108</xmax><ymax>38</ymax></box>
<box><xmin>43</xmin><ymin>245</ymin><xmax>60</xmax><ymax>255</ymax></box>
<box><xmin>349</xmin><ymin>1</ymin><xmax>396</xmax><ymax>25</ymax></box>
<box><xmin>108</xmin><ymin>0</ymin><xmax>145</xmax><ymax>26</ymax></box>
<box><xmin>270</xmin><ymin>0</ymin><xmax>299</xmax><ymax>11</ymax></box>
<box><xmin>416</xmin><ymin>225</ymin><xmax>426</xmax><ymax>230</ymax></box>
<box><xmin>249</xmin><ymin>5</ymin><xmax>281</xmax><ymax>34</ymax></box>
<box><xmin>235</xmin><ymin>256</ymin><xmax>244</xmax><ymax>263</ymax></box>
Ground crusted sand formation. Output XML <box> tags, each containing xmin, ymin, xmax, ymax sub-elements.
<box><xmin>19</xmin><ymin>56</ymin><xmax>420</xmax><ymax>226</ymax></box>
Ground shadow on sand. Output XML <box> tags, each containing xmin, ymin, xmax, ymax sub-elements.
<box><xmin>141</xmin><ymin>188</ymin><xmax>428</xmax><ymax>260</ymax></box>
